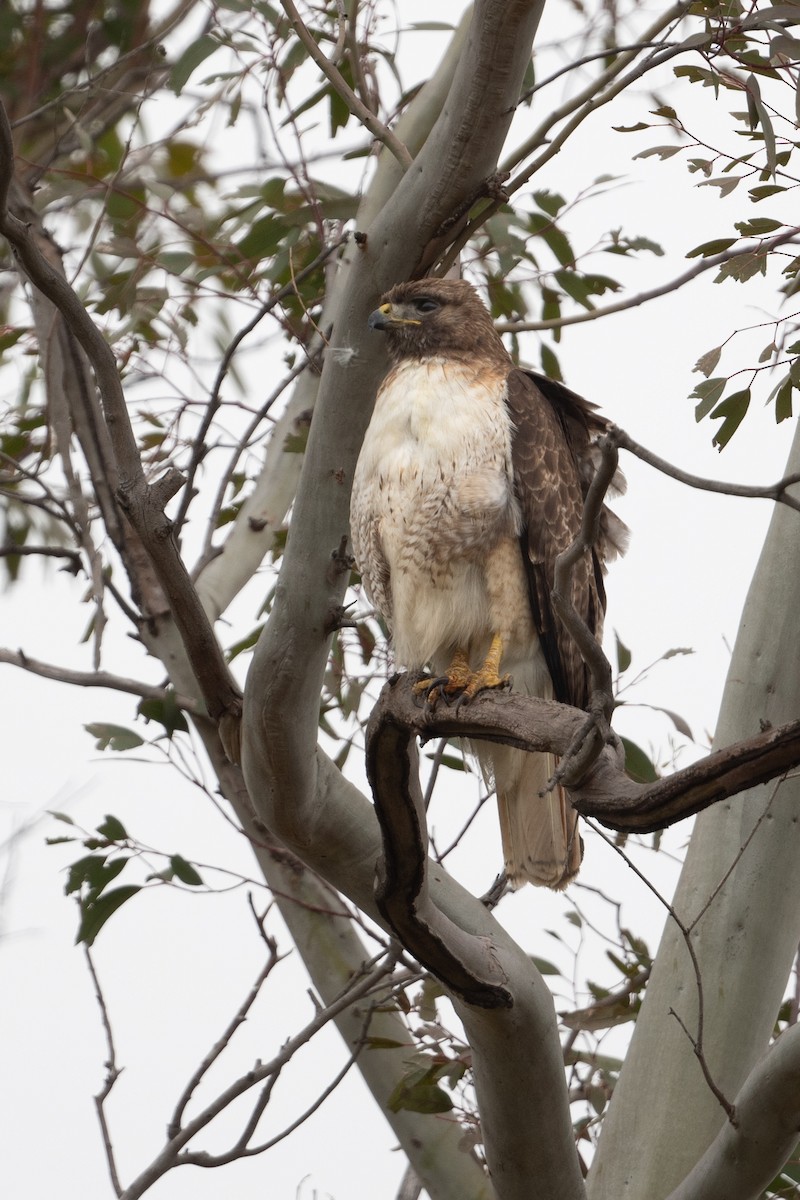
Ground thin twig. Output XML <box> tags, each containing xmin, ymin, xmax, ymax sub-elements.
<box><xmin>611</xmin><ymin>426</ymin><xmax>800</xmax><ymax>514</ymax></box>
<box><xmin>278</xmin><ymin>0</ymin><xmax>412</xmax><ymax>168</ymax></box>
<box><xmin>496</xmin><ymin>227</ymin><xmax>800</xmax><ymax>335</ymax></box>
<box><xmin>84</xmin><ymin>946</ymin><xmax>124</xmax><ymax>1197</ymax></box>
<box><xmin>687</xmin><ymin>776</ymin><xmax>785</xmax><ymax>935</ymax></box>
<box><xmin>118</xmin><ymin>953</ymin><xmax>398</xmax><ymax>1199</ymax></box>
<box><xmin>198</xmin><ymin>353</ymin><xmax>320</xmax><ymax>562</ymax></box>
<box><xmin>167</xmin><ymin>938</ymin><xmax>283</xmax><ymax>1140</ymax></box>
<box><xmin>585</xmin><ymin>818</ymin><xmax>737</xmax><ymax>1124</ymax></box>
<box><xmin>174</xmin><ymin>235</ymin><xmax>346</xmax><ymax>536</ymax></box>
<box><xmin>186</xmin><ymin>1036</ymin><xmax>362</xmax><ymax>1163</ymax></box>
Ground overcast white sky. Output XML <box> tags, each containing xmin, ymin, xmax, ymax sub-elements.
<box><xmin>2</xmin><ymin>3</ymin><xmax>798</xmax><ymax>1197</ymax></box>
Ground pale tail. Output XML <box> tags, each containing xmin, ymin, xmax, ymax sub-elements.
<box><xmin>488</xmin><ymin>744</ymin><xmax>582</xmax><ymax>890</ymax></box>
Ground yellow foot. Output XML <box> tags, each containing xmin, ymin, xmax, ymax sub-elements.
<box><xmin>412</xmin><ymin>637</ymin><xmax>510</xmax><ymax>709</ymax></box>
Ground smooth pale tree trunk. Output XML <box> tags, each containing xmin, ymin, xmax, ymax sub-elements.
<box><xmin>588</xmin><ymin>419</ymin><xmax>800</xmax><ymax>1199</ymax></box>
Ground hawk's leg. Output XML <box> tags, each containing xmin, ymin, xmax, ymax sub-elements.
<box><xmin>413</xmin><ymin>647</ymin><xmax>473</xmax><ymax>705</ymax></box>
<box><xmin>413</xmin><ymin>636</ymin><xmax>510</xmax><ymax>708</ymax></box>
<box><xmin>455</xmin><ymin>632</ymin><xmax>511</xmax><ymax>703</ymax></box>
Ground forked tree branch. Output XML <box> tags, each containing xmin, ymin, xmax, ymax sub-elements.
<box><xmin>665</xmin><ymin>1023</ymin><xmax>800</xmax><ymax>1200</ymax></box>
<box><xmin>365</xmin><ymin>668</ymin><xmax>800</xmax><ymax>1005</ymax></box>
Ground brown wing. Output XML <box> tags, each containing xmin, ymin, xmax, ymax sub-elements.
<box><xmin>505</xmin><ymin>368</ymin><xmax>608</xmax><ymax>710</ymax></box>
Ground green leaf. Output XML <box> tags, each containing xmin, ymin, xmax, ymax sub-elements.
<box><xmin>540</xmin><ymin>343</ymin><xmax>562</xmax><ymax>381</ymax></box>
<box><xmin>364</xmin><ymin>1037</ymin><xmax>414</xmax><ymax>1049</ymax></box>
<box><xmin>170</xmin><ymin>854</ymin><xmax>204</xmax><ymax>886</ymax></box>
<box><xmin>66</xmin><ymin>854</ymin><xmax>108</xmax><ymax>895</ymax></box>
<box><xmin>714</xmin><ymin>250</ymin><xmax>767</xmax><ymax>284</ymax></box>
<box><xmin>637</xmin><ymin>704</ymin><xmax>694</xmax><ymax>740</ymax></box>
<box><xmin>691</xmin><ymin>377</ymin><xmax>727</xmax><ymax>420</ymax></box>
<box><xmin>734</xmin><ymin>217</ymin><xmax>783</xmax><ymax>236</ymax></box>
<box><xmin>710</xmin><ymin>387</ymin><xmax>751</xmax><ymax>449</ymax></box>
<box><xmin>76</xmin><ymin>885</ymin><xmax>142</xmax><ymax>946</ymax></box>
<box><xmin>774</xmin><ymin>379</ymin><xmax>793</xmax><ymax>422</ymax></box>
<box><xmin>137</xmin><ymin>693</ymin><xmax>189</xmax><ymax>738</ymax></box>
<box><xmin>686</xmin><ymin>237</ymin><xmax>737</xmax><ymax>259</ymax></box>
<box><xmin>532</xmin><ymin>956</ymin><xmax>561</xmax><ymax>976</ymax></box>
<box><xmin>528</xmin><ymin>212</ymin><xmax>574</xmax><ymax>267</ymax></box>
<box><xmin>748</xmin><ymin>184</ymin><xmax>787</xmax><ymax>202</ymax></box>
<box><xmin>612</xmin><ymin>122</ymin><xmax>651</xmax><ymax>133</ymax></box>
<box><xmin>633</xmin><ymin>144</ymin><xmax>683</xmax><ymax>160</ymax></box>
<box><xmin>746</xmin><ymin>74</ymin><xmax>778</xmax><ymax>177</ymax></box>
<box><xmin>554</xmin><ymin>270</ymin><xmax>594</xmax><ymax>311</ymax></box>
<box><xmin>693</xmin><ymin>346</ymin><xmax>722</xmax><ymax>377</ymax></box>
<box><xmin>615</xmin><ymin>631</ymin><xmax>632</xmax><ymax>674</ymax></box>
<box><xmin>532</xmin><ymin>189</ymin><xmax>566</xmax><ymax>217</ymax></box>
<box><xmin>620</xmin><ymin>738</ymin><xmax>659</xmax><ymax>784</ymax></box>
<box><xmin>85</xmin><ymin>723</ymin><xmax>145</xmax><ymax>752</ymax></box>
<box><xmin>97</xmin><ymin>814</ymin><xmax>128</xmax><ymax>841</ymax></box>
<box><xmin>169</xmin><ymin>35</ymin><xmax>220</xmax><ymax>95</ymax></box>
<box><xmin>236</xmin><ymin>214</ymin><xmax>284</xmax><ymax>263</ymax></box>
<box><xmin>387</xmin><ymin>1076</ymin><xmax>454</xmax><ymax>1115</ymax></box>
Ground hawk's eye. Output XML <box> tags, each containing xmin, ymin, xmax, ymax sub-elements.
<box><xmin>414</xmin><ymin>298</ymin><xmax>440</xmax><ymax>314</ymax></box>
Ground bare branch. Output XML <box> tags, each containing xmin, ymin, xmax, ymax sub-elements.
<box><xmin>167</xmin><ymin>939</ymin><xmax>283</xmax><ymax>1141</ymax></box>
<box><xmin>0</xmin><ymin>648</ymin><xmax>203</xmax><ymax>714</ymax></box>
<box><xmin>278</xmin><ymin>0</ymin><xmax>413</xmax><ymax>168</ymax></box>
<box><xmin>0</xmin><ymin>544</ymin><xmax>81</xmax><ymax>570</ymax></box>
<box><xmin>611</xmin><ymin>425</ymin><xmax>800</xmax><ymax>513</ymax></box>
<box><xmin>503</xmin><ymin>2</ymin><xmax>699</xmax><ymax>187</ymax></box>
<box><xmin>118</xmin><ymin>954</ymin><xmax>397</xmax><ymax>1200</ymax></box>
<box><xmin>174</xmin><ymin>234</ymin><xmax>347</xmax><ymax>537</ymax></box>
<box><xmin>85</xmin><ymin>947</ymin><xmax>124</xmax><ymax>1198</ymax></box>
<box><xmin>586</xmin><ymin>819</ymin><xmax>736</xmax><ymax>1122</ymax></box>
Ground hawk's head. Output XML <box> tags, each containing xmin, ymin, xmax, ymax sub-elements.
<box><xmin>368</xmin><ymin>278</ymin><xmax>509</xmax><ymax>367</ymax></box>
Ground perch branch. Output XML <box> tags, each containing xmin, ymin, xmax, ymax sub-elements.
<box><xmin>368</xmin><ymin>674</ymin><xmax>800</xmax><ymax>834</ymax></box>
<box><xmin>366</xmin><ymin>706</ymin><xmax>512</xmax><ymax>1009</ymax></box>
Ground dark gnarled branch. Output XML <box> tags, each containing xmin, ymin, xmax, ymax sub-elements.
<box><xmin>367</xmin><ymin>700</ymin><xmax>512</xmax><ymax>1009</ymax></box>
<box><xmin>369</xmin><ymin>673</ymin><xmax>800</xmax><ymax>832</ymax></box>
<box><xmin>365</xmin><ymin>671</ymin><xmax>800</xmax><ymax>1001</ymax></box>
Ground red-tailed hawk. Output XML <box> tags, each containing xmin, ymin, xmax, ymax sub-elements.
<box><xmin>350</xmin><ymin>278</ymin><xmax>625</xmax><ymax>889</ymax></box>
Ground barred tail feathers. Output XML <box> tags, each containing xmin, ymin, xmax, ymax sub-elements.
<box><xmin>489</xmin><ymin>744</ymin><xmax>581</xmax><ymax>890</ymax></box>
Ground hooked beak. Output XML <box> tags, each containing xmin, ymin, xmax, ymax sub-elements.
<box><xmin>368</xmin><ymin>302</ymin><xmax>421</xmax><ymax>331</ymax></box>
